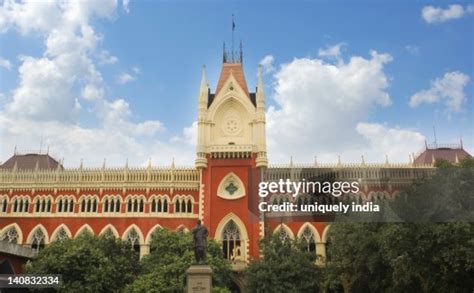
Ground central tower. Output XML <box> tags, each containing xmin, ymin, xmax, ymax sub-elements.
<box><xmin>196</xmin><ymin>49</ymin><xmax>267</xmax><ymax>264</ymax></box>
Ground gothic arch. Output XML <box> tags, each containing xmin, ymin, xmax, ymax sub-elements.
<box><xmin>217</xmin><ymin>172</ymin><xmax>246</xmax><ymax>200</ymax></box>
<box><xmin>322</xmin><ymin>225</ymin><xmax>332</xmax><ymax>243</ymax></box>
<box><xmin>99</xmin><ymin>224</ymin><xmax>120</xmax><ymax>238</ymax></box>
<box><xmin>26</xmin><ymin>224</ymin><xmax>49</xmax><ymax>245</ymax></box>
<box><xmin>215</xmin><ymin>213</ymin><xmax>249</xmax><ymax>263</ymax></box>
<box><xmin>122</xmin><ymin>224</ymin><xmax>145</xmax><ymax>245</ymax></box>
<box><xmin>274</xmin><ymin>223</ymin><xmax>295</xmax><ymax>240</ymax></box>
<box><xmin>145</xmin><ymin>224</ymin><xmax>163</xmax><ymax>244</ymax></box>
<box><xmin>297</xmin><ymin>223</ymin><xmax>321</xmax><ymax>243</ymax></box>
<box><xmin>51</xmin><ymin>224</ymin><xmax>72</xmax><ymax>241</ymax></box>
<box><xmin>75</xmin><ymin>224</ymin><xmax>94</xmax><ymax>237</ymax></box>
<box><xmin>215</xmin><ymin>213</ymin><xmax>249</xmax><ymax>241</ymax></box>
<box><xmin>0</xmin><ymin>223</ymin><xmax>23</xmax><ymax>244</ymax></box>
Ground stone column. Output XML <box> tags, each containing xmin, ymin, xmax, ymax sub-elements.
<box><xmin>186</xmin><ymin>265</ymin><xmax>213</xmax><ymax>293</ymax></box>
<box><xmin>140</xmin><ymin>244</ymin><xmax>150</xmax><ymax>259</ymax></box>
<box><xmin>316</xmin><ymin>242</ymin><xmax>326</xmax><ymax>265</ymax></box>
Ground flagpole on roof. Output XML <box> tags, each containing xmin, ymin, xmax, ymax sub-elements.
<box><xmin>232</xmin><ymin>14</ymin><xmax>235</xmax><ymax>62</ymax></box>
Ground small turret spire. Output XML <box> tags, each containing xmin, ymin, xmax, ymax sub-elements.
<box><xmin>200</xmin><ymin>65</ymin><xmax>207</xmax><ymax>94</ymax></box>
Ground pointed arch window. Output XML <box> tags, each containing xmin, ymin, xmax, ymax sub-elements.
<box><xmin>55</xmin><ymin>227</ymin><xmax>69</xmax><ymax>241</ymax></box>
<box><xmin>1</xmin><ymin>227</ymin><xmax>19</xmax><ymax>244</ymax></box>
<box><xmin>31</xmin><ymin>229</ymin><xmax>45</xmax><ymax>251</ymax></box>
<box><xmin>300</xmin><ymin>226</ymin><xmax>316</xmax><ymax>254</ymax></box>
<box><xmin>102</xmin><ymin>227</ymin><xmax>116</xmax><ymax>239</ymax></box>
<box><xmin>126</xmin><ymin>228</ymin><xmax>140</xmax><ymax>253</ymax></box>
<box><xmin>1</xmin><ymin>198</ymin><xmax>7</xmax><ymax>213</ymax></box>
<box><xmin>222</xmin><ymin>220</ymin><xmax>241</xmax><ymax>261</ymax></box>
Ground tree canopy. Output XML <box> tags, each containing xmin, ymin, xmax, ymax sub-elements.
<box><xmin>245</xmin><ymin>232</ymin><xmax>322</xmax><ymax>293</ymax></box>
<box><xmin>24</xmin><ymin>231</ymin><xmax>139</xmax><ymax>293</ymax></box>
<box><xmin>125</xmin><ymin>228</ymin><xmax>232</xmax><ymax>293</ymax></box>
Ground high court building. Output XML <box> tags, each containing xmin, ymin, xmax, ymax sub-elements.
<box><xmin>0</xmin><ymin>49</ymin><xmax>471</xmax><ymax>279</ymax></box>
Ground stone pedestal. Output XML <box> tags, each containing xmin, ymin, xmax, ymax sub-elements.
<box><xmin>186</xmin><ymin>265</ymin><xmax>213</xmax><ymax>293</ymax></box>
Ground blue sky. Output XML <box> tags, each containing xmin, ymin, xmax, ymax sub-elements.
<box><xmin>0</xmin><ymin>0</ymin><xmax>472</xmax><ymax>166</ymax></box>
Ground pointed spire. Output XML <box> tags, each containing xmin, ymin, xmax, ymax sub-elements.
<box><xmin>290</xmin><ymin>156</ymin><xmax>293</xmax><ymax>167</ymax></box>
<box><xmin>337</xmin><ymin>155</ymin><xmax>342</xmax><ymax>167</ymax></box>
<box><xmin>460</xmin><ymin>138</ymin><xmax>463</xmax><ymax>149</ymax></box>
<box><xmin>314</xmin><ymin>156</ymin><xmax>318</xmax><ymax>167</ymax></box>
<box><xmin>14</xmin><ymin>145</ymin><xmax>17</xmax><ymax>155</ymax></box>
<box><xmin>102</xmin><ymin>158</ymin><xmax>106</xmax><ymax>170</ymax></box>
<box><xmin>385</xmin><ymin>154</ymin><xmax>389</xmax><ymax>166</ymax></box>
<box><xmin>409</xmin><ymin>154</ymin><xmax>413</xmax><ymax>164</ymax></box>
<box><xmin>79</xmin><ymin>159</ymin><xmax>83</xmax><ymax>170</ymax></box>
<box><xmin>256</xmin><ymin>65</ymin><xmax>265</xmax><ymax>111</ymax></box>
<box><xmin>34</xmin><ymin>159</ymin><xmax>39</xmax><ymax>172</ymax></box>
<box><xmin>257</xmin><ymin>65</ymin><xmax>264</xmax><ymax>91</ymax></box>
<box><xmin>200</xmin><ymin>65</ymin><xmax>207</xmax><ymax>93</ymax></box>
<box><xmin>125</xmin><ymin>158</ymin><xmax>129</xmax><ymax>169</ymax></box>
<box><xmin>171</xmin><ymin>157</ymin><xmax>175</xmax><ymax>169</ymax></box>
<box><xmin>147</xmin><ymin>158</ymin><xmax>152</xmax><ymax>169</ymax></box>
<box><xmin>361</xmin><ymin>155</ymin><xmax>366</xmax><ymax>166</ymax></box>
<box><xmin>13</xmin><ymin>160</ymin><xmax>17</xmax><ymax>172</ymax></box>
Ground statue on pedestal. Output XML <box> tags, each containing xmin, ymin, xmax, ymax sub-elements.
<box><xmin>191</xmin><ymin>219</ymin><xmax>208</xmax><ymax>264</ymax></box>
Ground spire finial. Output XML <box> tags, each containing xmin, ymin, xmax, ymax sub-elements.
<box><xmin>102</xmin><ymin>158</ymin><xmax>106</xmax><ymax>170</ymax></box>
<box><xmin>200</xmin><ymin>65</ymin><xmax>207</xmax><ymax>93</ymax></box>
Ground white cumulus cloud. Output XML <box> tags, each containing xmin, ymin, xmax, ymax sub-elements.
<box><xmin>259</xmin><ymin>55</ymin><xmax>275</xmax><ymax>74</ymax></box>
<box><xmin>422</xmin><ymin>4</ymin><xmax>473</xmax><ymax>23</ymax></box>
<box><xmin>0</xmin><ymin>0</ymin><xmax>195</xmax><ymax>167</ymax></box>
<box><xmin>409</xmin><ymin>71</ymin><xmax>470</xmax><ymax>112</ymax></box>
<box><xmin>266</xmin><ymin>48</ymin><xmax>424</xmax><ymax>163</ymax></box>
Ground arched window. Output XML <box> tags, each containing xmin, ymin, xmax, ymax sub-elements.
<box><xmin>24</xmin><ymin>199</ymin><xmax>29</xmax><ymax>212</ymax></box>
<box><xmin>127</xmin><ymin>200</ymin><xmax>132</xmax><ymax>212</ymax></box>
<box><xmin>69</xmin><ymin>199</ymin><xmax>74</xmax><ymax>212</ymax></box>
<box><xmin>126</xmin><ymin>228</ymin><xmax>140</xmax><ymax>253</ymax></box>
<box><xmin>187</xmin><ymin>200</ymin><xmax>192</xmax><ymax>213</ymax></box>
<box><xmin>1</xmin><ymin>227</ymin><xmax>19</xmax><ymax>244</ymax></box>
<box><xmin>1</xmin><ymin>198</ymin><xmax>7</xmax><ymax>213</ymax></box>
<box><xmin>13</xmin><ymin>200</ymin><xmax>18</xmax><ymax>213</ymax></box>
<box><xmin>115</xmin><ymin>199</ymin><xmax>120</xmax><ymax>212</ymax></box>
<box><xmin>55</xmin><ymin>227</ymin><xmax>69</xmax><ymax>241</ymax></box>
<box><xmin>222</xmin><ymin>220</ymin><xmax>241</xmax><ymax>261</ymax></box>
<box><xmin>175</xmin><ymin>200</ymin><xmax>181</xmax><ymax>213</ymax></box>
<box><xmin>47</xmin><ymin>199</ymin><xmax>51</xmax><ymax>212</ymax></box>
<box><xmin>92</xmin><ymin>199</ymin><xmax>97</xmax><ymax>212</ymax></box>
<box><xmin>58</xmin><ymin>200</ymin><xmax>63</xmax><ymax>213</ymax></box>
<box><xmin>31</xmin><ymin>229</ymin><xmax>45</xmax><ymax>251</ymax></box>
<box><xmin>276</xmin><ymin>227</ymin><xmax>289</xmax><ymax>242</ymax></box>
<box><xmin>104</xmin><ymin>199</ymin><xmax>109</xmax><ymax>212</ymax></box>
<box><xmin>133</xmin><ymin>199</ymin><xmax>138</xmax><ymax>212</ymax></box>
<box><xmin>163</xmin><ymin>199</ymin><xmax>168</xmax><ymax>213</ymax></box>
<box><xmin>181</xmin><ymin>200</ymin><xmax>186</xmax><ymax>213</ymax></box>
<box><xmin>139</xmin><ymin>199</ymin><xmax>144</xmax><ymax>213</ymax></box>
<box><xmin>102</xmin><ymin>227</ymin><xmax>116</xmax><ymax>239</ymax></box>
<box><xmin>300</xmin><ymin>226</ymin><xmax>316</xmax><ymax>255</ymax></box>
<box><xmin>151</xmin><ymin>199</ymin><xmax>156</xmax><ymax>212</ymax></box>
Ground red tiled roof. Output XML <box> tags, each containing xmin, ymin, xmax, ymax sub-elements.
<box><xmin>413</xmin><ymin>146</ymin><xmax>471</xmax><ymax>165</ymax></box>
<box><xmin>215</xmin><ymin>63</ymin><xmax>249</xmax><ymax>97</ymax></box>
<box><xmin>0</xmin><ymin>153</ymin><xmax>62</xmax><ymax>170</ymax></box>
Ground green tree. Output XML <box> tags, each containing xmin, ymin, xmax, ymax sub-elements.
<box><xmin>126</xmin><ymin>228</ymin><xmax>232</xmax><ymax>293</ymax></box>
<box><xmin>324</xmin><ymin>223</ymin><xmax>391</xmax><ymax>292</ymax></box>
<box><xmin>378</xmin><ymin>223</ymin><xmax>474</xmax><ymax>292</ymax></box>
<box><xmin>24</xmin><ymin>232</ymin><xmax>139</xmax><ymax>292</ymax></box>
<box><xmin>245</xmin><ymin>233</ymin><xmax>322</xmax><ymax>293</ymax></box>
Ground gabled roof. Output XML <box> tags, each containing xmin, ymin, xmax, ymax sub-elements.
<box><xmin>413</xmin><ymin>144</ymin><xmax>471</xmax><ymax>165</ymax></box>
<box><xmin>0</xmin><ymin>153</ymin><xmax>62</xmax><ymax>170</ymax></box>
<box><xmin>215</xmin><ymin>63</ymin><xmax>250</xmax><ymax>98</ymax></box>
